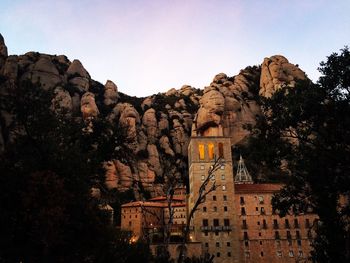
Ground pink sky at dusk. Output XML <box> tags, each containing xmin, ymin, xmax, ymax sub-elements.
<box><xmin>1</xmin><ymin>0</ymin><xmax>349</xmax><ymax>96</ymax></box>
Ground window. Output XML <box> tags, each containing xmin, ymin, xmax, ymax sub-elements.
<box><xmin>208</xmin><ymin>143</ymin><xmax>214</xmax><ymax>160</ymax></box>
<box><xmin>260</xmin><ymin>241</ymin><xmax>263</xmax><ymax>245</ymax></box>
<box><xmin>220</xmin><ymin>165</ymin><xmax>225</xmax><ymax>170</ymax></box>
<box><xmin>221</xmin><ymin>174</ymin><xmax>225</xmax><ymax>180</ymax></box>
<box><xmin>258</xmin><ymin>232</ymin><xmax>262</xmax><ymax>236</ymax></box>
<box><xmin>241</xmin><ymin>207</ymin><xmax>246</xmax><ymax>215</ymax></box>
<box><xmin>256</xmin><ymin>207</ymin><xmax>259</xmax><ymax>211</ymax></box>
<box><xmin>275</xmin><ymin>231</ymin><xmax>280</xmax><ymax>240</ymax></box>
<box><xmin>289</xmin><ymin>251</ymin><xmax>294</xmax><ymax>257</ymax></box>
<box><xmin>224</xmin><ymin>206</ymin><xmax>228</xmax><ymax>212</ymax></box>
<box><xmin>211</xmin><ymin>174</ymin><xmax>215</xmax><ymax>181</ymax></box>
<box><xmin>216</xmin><ymin>252</ymin><xmax>220</xmax><ymax>257</ymax></box>
<box><xmin>227</xmin><ymin>252</ymin><xmax>231</xmax><ymax>257</ymax></box>
<box><xmin>201</xmin><ymin>175</ymin><xmax>205</xmax><ymax>181</ymax></box>
<box><xmin>285</xmin><ymin>219</ymin><xmax>290</xmax><ymax>228</ymax></box>
<box><xmin>298</xmin><ymin>251</ymin><xmax>303</xmax><ymax>257</ymax></box>
<box><xmin>224</xmin><ymin>219</ymin><xmax>230</xmax><ymax>226</ymax></box>
<box><xmin>213</xmin><ymin>195</ymin><xmax>217</xmax><ymax>201</ymax></box>
<box><xmin>240</xmin><ymin>196</ymin><xmax>245</xmax><ymax>205</ymax></box>
<box><xmin>277</xmin><ymin>251</ymin><xmax>282</xmax><ymax>257</ymax></box>
<box><xmin>273</xmin><ymin>219</ymin><xmax>279</xmax><ymax>229</ymax></box>
<box><xmin>205</xmin><ymin>242</ymin><xmax>209</xmax><ymax>247</ymax></box>
<box><xmin>260</xmin><ymin>207</ymin><xmax>265</xmax><ymax>215</ymax></box>
<box><xmin>242</xmin><ymin>220</ymin><xmax>247</xmax><ymax>229</ymax></box>
<box><xmin>218</xmin><ymin>143</ymin><xmax>224</xmax><ymax>158</ymax></box>
<box><xmin>287</xmin><ymin>231</ymin><xmax>292</xmax><ymax>240</ymax></box>
<box><xmin>202</xmin><ymin>219</ymin><xmax>208</xmax><ymax>226</ymax></box>
<box><xmin>262</xmin><ymin>219</ymin><xmax>267</xmax><ymax>229</ymax></box>
<box><xmin>260</xmin><ymin>252</ymin><xmax>264</xmax><ymax>257</ymax></box>
<box><xmin>200</xmin><ymin>165</ymin><xmax>205</xmax><ymax>170</ymax></box>
<box><xmin>223</xmin><ymin>195</ymin><xmax>227</xmax><ymax>201</ymax></box>
<box><xmin>203</xmin><ymin>207</ymin><xmax>207</xmax><ymax>212</ymax></box>
<box><xmin>258</xmin><ymin>196</ymin><xmax>264</xmax><ymax>204</ymax></box>
<box><xmin>294</xmin><ymin>219</ymin><xmax>299</xmax><ymax>228</ymax></box>
<box><xmin>244</xmin><ymin>232</ymin><xmax>249</xmax><ymax>240</ymax></box>
<box><xmin>199</xmin><ymin>144</ymin><xmax>205</xmax><ymax>159</ymax></box>
<box><xmin>245</xmin><ymin>252</ymin><xmax>250</xmax><ymax>258</ymax></box>
<box><xmin>244</xmin><ymin>241</ymin><xmax>249</xmax><ymax>247</ymax></box>
<box><xmin>296</xmin><ymin>230</ymin><xmax>301</xmax><ymax>239</ymax></box>
<box><xmin>297</xmin><ymin>239</ymin><xmax>302</xmax><ymax>246</ymax></box>
<box><xmin>227</xmin><ymin>242</ymin><xmax>231</xmax><ymax>247</ymax></box>
<box><xmin>216</xmin><ymin>242</ymin><xmax>220</xmax><ymax>247</ymax></box>
<box><xmin>222</xmin><ymin>185</ymin><xmax>226</xmax><ymax>191</ymax></box>
<box><xmin>213</xmin><ymin>206</ymin><xmax>217</xmax><ymax>212</ymax></box>
<box><xmin>213</xmin><ymin>219</ymin><xmax>219</xmax><ymax>226</ymax></box>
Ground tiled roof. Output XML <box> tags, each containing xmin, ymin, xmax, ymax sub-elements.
<box><xmin>121</xmin><ymin>201</ymin><xmax>185</xmax><ymax>208</ymax></box>
<box><xmin>149</xmin><ymin>196</ymin><xmax>185</xmax><ymax>202</ymax></box>
<box><xmin>121</xmin><ymin>201</ymin><xmax>165</xmax><ymax>208</ymax></box>
<box><xmin>235</xmin><ymin>183</ymin><xmax>283</xmax><ymax>193</ymax></box>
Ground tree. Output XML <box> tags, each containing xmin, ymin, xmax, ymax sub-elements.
<box><xmin>248</xmin><ymin>47</ymin><xmax>350</xmax><ymax>262</ymax></box>
<box><xmin>177</xmin><ymin>157</ymin><xmax>222</xmax><ymax>263</ymax></box>
<box><xmin>0</xmin><ymin>80</ymin><xmax>150</xmax><ymax>262</ymax></box>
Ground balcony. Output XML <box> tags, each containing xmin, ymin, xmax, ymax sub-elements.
<box><xmin>200</xmin><ymin>226</ymin><xmax>210</xmax><ymax>231</ymax></box>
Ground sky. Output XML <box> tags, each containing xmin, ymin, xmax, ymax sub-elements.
<box><xmin>0</xmin><ymin>0</ymin><xmax>349</xmax><ymax>97</ymax></box>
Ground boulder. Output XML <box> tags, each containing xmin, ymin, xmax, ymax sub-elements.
<box><xmin>159</xmin><ymin>135</ymin><xmax>175</xmax><ymax>156</ymax></box>
<box><xmin>2</xmin><ymin>55</ymin><xmax>18</xmax><ymax>79</ymax></box>
<box><xmin>147</xmin><ymin>144</ymin><xmax>162</xmax><ymax>176</ymax></box>
<box><xmin>142</xmin><ymin>108</ymin><xmax>158</xmax><ymax>142</ymax></box>
<box><xmin>29</xmin><ymin>56</ymin><xmax>61</xmax><ymax>89</ymax></box>
<box><xmin>80</xmin><ymin>92</ymin><xmax>99</xmax><ymax>119</ymax></box>
<box><xmin>104</xmin><ymin>80</ymin><xmax>119</xmax><ymax>106</ymax></box>
<box><xmin>260</xmin><ymin>55</ymin><xmax>306</xmax><ymax>97</ymax></box>
<box><xmin>51</xmin><ymin>86</ymin><xmax>73</xmax><ymax>113</ymax></box>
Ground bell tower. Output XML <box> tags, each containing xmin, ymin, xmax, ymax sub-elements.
<box><xmin>188</xmin><ymin>128</ymin><xmax>240</xmax><ymax>263</ymax></box>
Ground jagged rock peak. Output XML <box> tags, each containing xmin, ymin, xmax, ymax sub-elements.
<box><xmin>260</xmin><ymin>55</ymin><xmax>306</xmax><ymax>97</ymax></box>
<box><xmin>104</xmin><ymin>80</ymin><xmax>119</xmax><ymax>106</ymax></box>
<box><xmin>0</xmin><ymin>34</ymin><xmax>8</xmax><ymax>58</ymax></box>
<box><xmin>67</xmin><ymin>59</ymin><xmax>90</xmax><ymax>78</ymax></box>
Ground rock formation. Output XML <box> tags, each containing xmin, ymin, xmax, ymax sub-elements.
<box><xmin>260</xmin><ymin>55</ymin><xmax>306</xmax><ymax>97</ymax></box>
<box><xmin>0</xmin><ymin>34</ymin><xmax>308</xmax><ymax>197</ymax></box>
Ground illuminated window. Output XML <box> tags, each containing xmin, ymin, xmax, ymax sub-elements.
<box><xmin>199</xmin><ymin>144</ymin><xmax>205</xmax><ymax>159</ymax></box>
<box><xmin>208</xmin><ymin>143</ymin><xmax>214</xmax><ymax>160</ymax></box>
<box><xmin>218</xmin><ymin>143</ymin><xmax>224</xmax><ymax>158</ymax></box>
<box><xmin>201</xmin><ymin>175</ymin><xmax>205</xmax><ymax>181</ymax></box>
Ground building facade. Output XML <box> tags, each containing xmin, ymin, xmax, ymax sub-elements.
<box><xmin>121</xmin><ymin>132</ymin><xmax>318</xmax><ymax>262</ymax></box>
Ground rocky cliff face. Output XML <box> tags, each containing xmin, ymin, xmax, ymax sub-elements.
<box><xmin>0</xmin><ymin>34</ymin><xmax>306</xmax><ymax>196</ymax></box>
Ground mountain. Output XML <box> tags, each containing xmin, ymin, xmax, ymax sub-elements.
<box><xmin>0</xmin><ymin>34</ymin><xmax>306</xmax><ymax>196</ymax></box>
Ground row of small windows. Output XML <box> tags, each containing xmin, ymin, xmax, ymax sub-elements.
<box><xmin>201</xmin><ymin>174</ymin><xmax>226</xmax><ymax>181</ymax></box>
<box><xmin>203</xmin><ymin>206</ymin><xmax>228</xmax><ymax>212</ymax></box>
<box><xmin>240</xmin><ymin>196</ymin><xmax>265</xmax><ymax>205</ymax></box>
<box><xmin>244</xmin><ymin>250</ymin><xmax>303</xmax><ymax>258</ymax></box>
<box><xmin>202</xmin><ymin>219</ymin><xmax>230</xmax><ymax>226</ymax></box>
<box><xmin>200</xmin><ymin>165</ymin><xmax>225</xmax><ymax>170</ymax></box>
<box><xmin>240</xmin><ymin>207</ymin><xmax>265</xmax><ymax>215</ymax></box>
<box><xmin>243</xmin><ymin>230</ymin><xmax>311</xmax><ymax>241</ymax></box>
<box><xmin>198</xmin><ymin>143</ymin><xmax>224</xmax><ymax>160</ymax></box>
<box><xmin>241</xmin><ymin>218</ymin><xmax>313</xmax><ymax>229</ymax></box>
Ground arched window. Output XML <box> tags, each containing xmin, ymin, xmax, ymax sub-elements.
<box><xmin>199</xmin><ymin>144</ymin><xmax>205</xmax><ymax>159</ymax></box>
<box><xmin>218</xmin><ymin>143</ymin><xmax>224</xmax><ymax>158</ymax></box>
<box><xmin>208</xmin><ymin>143</ymin><xmax>214</xmax><ymax>160</ymax></box>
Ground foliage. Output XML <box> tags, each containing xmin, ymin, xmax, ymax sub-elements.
<box><xmin>248</xmin><ymin>47</ymin><xmax>350</xmax><ymax>262</ymax></box>
<box><xmin>0</xmin><ymin>80</ymin><xmax>148</xmax><ymax>262</ymax></box>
